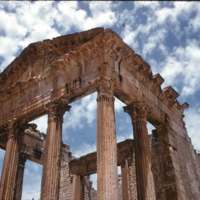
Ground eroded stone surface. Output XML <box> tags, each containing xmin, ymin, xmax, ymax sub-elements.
<box><xmin>0</xmin><ymin>28</ymin><xmax>200</xmax><ymax>200</ymax></box>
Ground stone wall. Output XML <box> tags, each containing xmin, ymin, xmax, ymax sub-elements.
<box><xmin>151</xmin><ymin>132</ymin><xmax>167</xmax><ymax>200</ymax></box>
<box><xmin>151</xmin><ymin>127</ymin><xmax>200</xmax><ymax>200</ymax></box>
<box><xmin>59</xmin><ymin>133</ymin><xmax>200</xmax><ymax>200</ymax></box>
<box><xmin>128</xmin><ymin>158</ymin><xmax>137</xmax><ymax>200</ymax></box>
<box><xmin>59</xmin><ymin>145</ymin><xmax>73</xmax><ymax>200</ymax></box>
<box><xmin>169</xmin><ymin>132</ymin><xmax>200</xmax><ymax>200</ymax></box>
<box><xmin>59</xmin><ymin>146</ymin><xmax>97</xmax><ymax>200</ymax></box>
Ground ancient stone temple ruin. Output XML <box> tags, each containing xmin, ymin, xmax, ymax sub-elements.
<box><xmin>0</xmin><ymin>28</ymin><xmax>200</xmax><ymax>200</ymax></box>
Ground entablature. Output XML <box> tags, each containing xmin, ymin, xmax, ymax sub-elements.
<box><xmin>0</xmin><ymin>28</ymin><xmax>189</xmax><ymax>140</ymax></box>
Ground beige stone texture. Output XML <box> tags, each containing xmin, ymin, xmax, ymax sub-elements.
<box><xmin>0</xmin><ymin>27</ymin><xmax>199</xmax><ymax>200</ymax></box>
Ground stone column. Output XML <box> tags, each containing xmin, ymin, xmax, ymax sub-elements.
<box><xmin>41</xmin><ymin>101</ymin><xmax>70</xmax><ymax>200</ymax></box>
<box><xmin>124</xmin><ymin>102</ymin><xmax>155</xmax><ymax>200</ymax></box>
<box><xmin>96</xmin><ymin>80</ymin><xmax>118</xmax><ymax>200</ymax></box>
<box><xmin>0</xmin><ymin>121</ymin><xmax>20</xmax><ymax>200</ymax></box>
<box><xmin>14</xmin><ymin>154</ymin><xmax>26</xmax><ymax>200</ymax></box>
<box><xmin>72</xmin><ymin>175</ymin><xmax>84</xmax><ymax>200</ymax></box>
<box><xmin>121</xmin><ymin>160</ymin><xmax>130</xmax><ymax>200</ymax></box>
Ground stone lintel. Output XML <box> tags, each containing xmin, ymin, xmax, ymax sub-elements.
<box><xmin>69</xmin><ymin>139</ymin><xmax>134</xmax><ymax>176</ymax></box>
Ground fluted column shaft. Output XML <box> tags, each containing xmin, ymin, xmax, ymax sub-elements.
<box><xmin>0</xmin><ymin>123</ymin><xmax>20</xmax><ymax>200</ymax></box>
<box><xmin>14</xmin><ymin>154</ymin><xmax>26</xmax><ymax>200</ymax></box>
<box><xmin>121</xmin><ymin>160</ymin><xmax>130</xmax><ymax>200</ymax></box>
<box><xmin>96</xmin><ymin>81</ymin><xmax>118</xmax><ymax>200</ymax></box>
<box><xmin>41</xmin><ymin>102</ymin><xmax>70</xmax><ymax>200</ymax></box>
<box><xmin>125</xmin><ymin>102</ymin><xmax>154</xmax><ymax>200</ymax></box>
<box><xmin>72</xmin><ymin>175</ymin><xmax>84</xmax><ymax>200</ymax></box>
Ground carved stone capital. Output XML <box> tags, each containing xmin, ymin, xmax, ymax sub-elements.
<box><xmin>6</xmin><ymin>122</ymin><xmax>15</xmax><ymax>140</ymax></box>
<box><xmin>97</xmin><ymin>94</ymin><xmax>115</xmax><ymax>103</ymax></box>
<box><xmin>98</xmin><ymin>78</ymin><xmax>113</xmax><ymax>94</ymax></box>
<box><xmin>124</xmin><ymin>101</ymin><xmax>147</xmax><ymax>121</ymax></box>
<box><xmin>6</xmin><ymin>118</ymin><xmax>25</xmax><ymax>140</ymax></box>
<box><xmin>97</xmin><ymin>78</ymin><xmax>114</xmax><ymax>103</ymax></box>
<box><xmin>47</xmin><ymin>100</ymin><xmax>71</xmax><ymax>122</ymax></box>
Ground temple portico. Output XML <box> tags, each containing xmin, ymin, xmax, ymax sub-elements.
<box><xmin>0</xmin><ymin>28</ymin><xmax>200</xmax><ymax>200</ymax></box>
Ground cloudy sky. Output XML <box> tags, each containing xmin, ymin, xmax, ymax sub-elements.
<box><xmin>0</xmin><ymin>1</ymin><xmax>200</xmax><ymax>199</ymax></box>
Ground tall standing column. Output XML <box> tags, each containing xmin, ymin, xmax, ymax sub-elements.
<box><xmin>14</xmin><ymin>154</ymin><xmax>26</xmax><ymax>200</ymax></box>
<box><xmin>72</xmin><ymin>175</ymin><xmax>84</xmax><ymax>200</ymax></box>
<box><xmin>96</xmin><ymin>80</ymin><xmax>118</xmax><ymax>200</ymax></box>
<box><xmin>0</xmin><ymin>121</ymin><xmax>20</xmax><ymax>200</ymax></box>
<box><xmin>124</xmin><ymin>102</ymin><xmax>155</xmax><ymax>200</ymax></box>
<box><xmin>41</xmin><ymin>102</ymin><xmax>70</xmax><ymax>200</ymax></box>
<box><xmin>121</xmin><ymin>160</ymin><xmax>130</xmax><ymax>200</ymax></box>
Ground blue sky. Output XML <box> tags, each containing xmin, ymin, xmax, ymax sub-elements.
<box><xmin>0</xmin><ymin>1</ymin><xmax>200</xmax><ymax>199</ymax></box>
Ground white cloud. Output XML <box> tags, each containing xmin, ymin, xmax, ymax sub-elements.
<box><xmin>0</xmin><ymin>36</ymin><xmax>20</xmax><ymax>72</ymax></box>
<box><xmin>160</xmin><ymin>56</ymin><xmax>183</xmax><ymax>85</ymax></box>
<box><xmin>189</xmin><ymin>10</ymin><xmax>200</xmax><ymax>32</ymax></box>
<box><xmin>63</xmin><ymin>93</ymin><xmax>97</xmax><ymax>130</ymax></box>
<box><xmin>22</xmin><ymin>191</ymin><xmax>40</xmax><ymax>200</ymax></box>
<box><xmin>31</xmin><ymin>115</ymin><xmax>48</xmax><ymax>134</ymax></box>
<box><xmin>0</xmin><ymin>1</ymin><xmax>200</xmax><ymax>197</ymax></box>
<box><xmin>90</xmin><ymin>174</ymin><xmax>97</xmax><ymax>190</ymax></box>
<box><xmin>142</xmin><ymin>28</ymin><xmax>167</xmax><ymax>57</ymax></box>
<box><xmin>147</xmin><ymin>122</ymin><xmax>155</xmax><ymax>135</ymax></box>
<box><xmin>0</xmin><ymin>149</ymin><xmax>5</xmax><ymax>176</ymax></box>
<box><xmin>155</xmin><ymin>2</ymin><xmax>197</xmax><ymax>24</ymax></box>
<box><xmin>56</xmin><ymin>1</ymin><xmax>87</xmax><ymax>32</ymax></box>
<box><xmin>63</xmin><ymin>93</ymin><xmax>123</xmax><ymax>132</ymax></box>
<box><xmin>161</xmin><ymin>41</ymin><xmax>200</xmax><ymax>96</ymax></box>
<box><xmin>117</xmin><ymin>133</ymin><xmax>133</xmax><ymax>143</ymax></box>
<box><xmin>85</xmin><ymin>2</ymin><xmax>116</xmax><ymax>29</ymax></box>
<box><xmin>73</xmin><ymin>142</ymin><xmax>96</xmax><ymax>158</ymax></box>
<box><xmin>134</xmin><ymin>1</ymin><xmax>160</xmax><ymax>10</ymax></box>
<box><xmin>115</xmin><ymin>97</ymin><xmax>125</xmax><ymax>112</ymax></box>
<box><xmin>0</xmin><ymin>9</ymin><xmax>27</xmax><ymax>38</ymax></box>
<box><xmin>22</xmin><ymin>161</ymin><xmax>42</xmax><ymax>200</ymax></box>
<box><xmin>120</xmin><ymin>6</ymin><xmax>168</xmax><ymax>58</ymax></box>
<box><xmin>122</xmin><ymin>24</ymin><xmax>140</xmax><ymax>51</ymax></box>
<box><xmin>185</xmin><ymin>107</ymin><xmax>200</xmax><ymax>151</ymax></box>
<box><xmin>0</xmin><ymin>1</ymin><xmax>117</xmax><ymax>71</ymax></box>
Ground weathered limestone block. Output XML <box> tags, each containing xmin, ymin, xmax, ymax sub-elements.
<box><xmin>128</xmin><ymin>158</ymin><xmax>137</xmax><ymax>200</ymax></box>
<box><xmin>166</xmin><ymin>128</ymin><xmax>200</xmax><ymax>200</ymax></box>
<box><xmin>59</xmin><ymin>145</ymin><xmax>73</xmax><ymax>200</ymax></box>
<box><xmin>59</xmin><ymin>145</ymin><xmax>97</xmax><ymax>200</ymax></box>
<box><xmin>121</xmin><ymin>159</ymin><xmax>137</xmax><ymax>200</ymax></box>
<box><xmin>151</xmin><ymin>126</ymin><xmax>178</xmax><ymax>200</ymax></box>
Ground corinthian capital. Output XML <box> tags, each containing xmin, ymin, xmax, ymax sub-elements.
<box><xmin>6</xmin><ymin>118</ymin><xmax>25</xmax><ymax>139</ymax></box>
<box><xmin>47</xmin><ymin>99</ymin><xmax>71</xmax><ymax>121</ymax></box>
<box><xmin>97</xmin><ymin>79</ymin><xmax>114</xmax><ymax>103</ymax></box>
<box><xmin>124</xmin><ymin>101</ymin><xmax>147</xmax><ymax>121</ymax></box>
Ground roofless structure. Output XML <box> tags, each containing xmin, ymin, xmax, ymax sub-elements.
<box><xmin>0</xmin><ymin>28</ymin><xmax>200</xmax><ymax>200</ymax></box>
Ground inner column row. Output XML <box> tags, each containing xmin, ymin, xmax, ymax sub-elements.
<box><xmin>0</xmin><ymin>97</ymin><xmax>154</xmax><ymax>200</ymax></box>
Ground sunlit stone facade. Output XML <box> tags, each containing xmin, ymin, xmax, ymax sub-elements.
<box><xmin>0</xmin><ymin>28</ymin><xmax>200</xmax><ymax>200</ymax></box>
